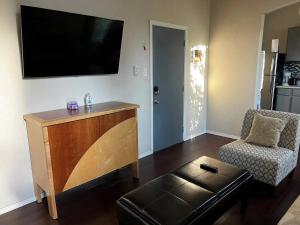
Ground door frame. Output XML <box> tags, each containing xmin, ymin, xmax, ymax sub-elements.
<box><xmin>149</xmin><ymin>20</ymin><xmax>188</xmax><ymax>153</ymax></box>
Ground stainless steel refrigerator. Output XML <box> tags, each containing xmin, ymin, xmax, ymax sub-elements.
<box><xmin>261</xmin><ymin>53</ymin><xmax>286</xmax><ymax>110</ymax></box>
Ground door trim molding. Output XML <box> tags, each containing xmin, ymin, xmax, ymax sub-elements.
<box><xmin>149</xmin><ymin>20</ymin><xmax>188</xmax><ymax>153</ymax></box>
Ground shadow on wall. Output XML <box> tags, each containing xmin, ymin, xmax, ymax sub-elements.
<box><xmin>188</xmin><ymin>45</ymin><xmax>207</xmax><ymax>135</ymax></box>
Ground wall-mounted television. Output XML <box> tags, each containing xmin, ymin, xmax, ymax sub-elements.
<box><xmin>21</xmin><ymin>6</ymin><xmax>124</xmax><ymax>78</ymax></box>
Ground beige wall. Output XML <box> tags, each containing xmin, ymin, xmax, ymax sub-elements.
<box><xmin>0</xmin><ymin>0</ymin><xmax>210</xmax><ymax>213</ymax></box>
<box><xmin>208</xmin><ymin>0</ymin><xmax>300</xmax><ymax>137</ymax></box>
<box><xmin>263</xmin><ymin>2</ymin><xmax>300</xmax><ymax>54</ymax></box>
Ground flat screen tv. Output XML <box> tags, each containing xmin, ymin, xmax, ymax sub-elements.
<box><xmin>21</xmin><ymin>6</ymin><xmax>124</xmax><ymax>78</ymax></box>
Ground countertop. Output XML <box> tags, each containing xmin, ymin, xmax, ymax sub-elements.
<box><xmin>276</xmin><ymin>85</ymin><xmax>300</xmax><ymax>89</ymax></box>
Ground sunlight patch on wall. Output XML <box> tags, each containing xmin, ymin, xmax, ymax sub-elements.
<box><xmin>191</xmin><ymin>45</ymin><xmax>206</xmax><ymax>94</ymax></box>
<box><xmin>187</xmin><ymin>45</ymin><xmax>207</xmax><ymax>135</ymax></box>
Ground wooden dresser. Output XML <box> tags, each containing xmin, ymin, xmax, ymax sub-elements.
<box><xmin>24</xmin><ymin>101</ymin><xmax>139</xmax><ymax>219</ymax></box>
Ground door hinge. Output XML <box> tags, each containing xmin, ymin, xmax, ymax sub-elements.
<box><xmin>182</xmin><ymin>85</ymin><xmax>184</xmax><ymax>92</ymax></box>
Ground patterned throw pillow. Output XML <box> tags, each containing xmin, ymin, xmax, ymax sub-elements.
<box><xmin>245</xmin><ymin>113</ymin><xmax>286</xmax><ymax>148</ymax></box>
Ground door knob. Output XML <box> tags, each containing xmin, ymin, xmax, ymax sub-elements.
<box><xmin>154</xmin><ymin>100</ymin><xmax>159</xmax><ymax>104</ymax></box>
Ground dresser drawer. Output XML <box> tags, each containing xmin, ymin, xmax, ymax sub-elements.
<box><xmin>277</xmin><ymin>88</ymin><xmax>292</xmax><ymax>96</ymax></box>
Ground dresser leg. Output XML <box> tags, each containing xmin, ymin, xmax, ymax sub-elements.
<box><xmin>131</xmin><ymin>161</ymin><xmax>139</xmax><ymax>179</ymax></box>
<box><xmin>33</xmin><ymin>182</ymin><xmax>43</xmax><ymax>203</ymax></box>
<box><xmin>47</xmin><ymin>194</ymin><xmax>58</xmax><ymax>219</ymax></box>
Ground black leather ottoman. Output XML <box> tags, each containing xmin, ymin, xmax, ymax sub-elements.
<box><xmin>117</xmin><ymin>156</ymin><xmax>252</xmax><ymax>225</ymax></box>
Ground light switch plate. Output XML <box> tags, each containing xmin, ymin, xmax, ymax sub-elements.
<box><xmin>133</xmin><ymin>65</ymin><xmax>139</xmax><ymax>76</ymax></box>
<box><xmin>143</xmin><ymin>67</ymin><xmax>148</xmax><ymax>77</ymax></box>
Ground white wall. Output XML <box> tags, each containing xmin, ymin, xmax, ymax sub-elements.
<box><xmin>0</xmin><ymin>0</ymin><xmax>210</xmax><ymax>213</ymax></box>
<box><xmin>208</xmin><ymin>0</ymin><xmax>300</xmax><ymax>137</ymax></box>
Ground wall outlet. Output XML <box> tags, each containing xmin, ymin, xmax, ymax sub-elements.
<box><xmin>133</xmin><ymin>66</ymin><xmax>148</xmax><ymax>77</ymax></box>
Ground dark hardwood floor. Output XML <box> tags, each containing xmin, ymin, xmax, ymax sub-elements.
<box><xmin>0</xmin><ymin>134</ymin><xmax>299</xmax><ymax>225</ymax></box>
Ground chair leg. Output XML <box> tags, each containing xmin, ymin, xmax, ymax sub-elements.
<box><xmin>288</xmin><ymin>169</ymin><xmax>296</xmax><ymax>179</ymax></box>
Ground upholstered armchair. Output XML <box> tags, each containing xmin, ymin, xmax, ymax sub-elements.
<box><xmin>219</xmin><ymin>109</ymin><xmax>300</xmax><ymax>186</ymax></box>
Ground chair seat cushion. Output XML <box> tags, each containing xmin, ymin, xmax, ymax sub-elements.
<box><xmin>219</xmin><ymin>140</ymin><xmax>295</xmax><ymax>186</ymax></box>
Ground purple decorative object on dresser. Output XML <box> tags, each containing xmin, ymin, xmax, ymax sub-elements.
<box><xmin>67</xmin><ymin>101</ymin><xmax>79</xmax><ymax>110</ymax></box>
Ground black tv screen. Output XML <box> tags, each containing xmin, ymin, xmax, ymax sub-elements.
<box><xmin>21</xmin><ymin>6</ymin><xmax>124</xmax><ymax>78</ymax></box>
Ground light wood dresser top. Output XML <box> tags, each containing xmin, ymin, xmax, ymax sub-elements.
<box><xmin>24</xmin><ymin>101</ymin><xmax>139</xmax><ymax>127</ymax></box>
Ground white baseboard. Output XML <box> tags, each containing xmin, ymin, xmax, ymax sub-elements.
<box><xmin>138</xmin><ymin>150</ymin><xmax>153</xmax><ymax>159</ymax></box>
<box><xmin>0</xmin><ymin>196</ymin><xmax>36</xmax><ymax>215</ymax></box>
<box><xmin>184</xmin><ymin>131</ymin><xmax>206</xmax><ymax>141</ymax></box>
<box><xmin>206</xmin><ymin>130</ymin><xmax>240</xmax><ymax>140</ymax></box>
